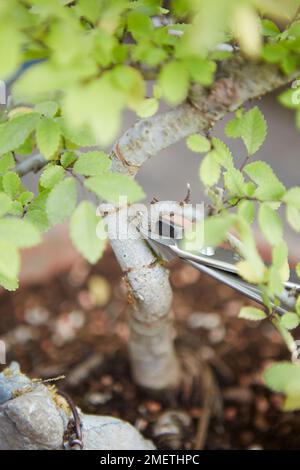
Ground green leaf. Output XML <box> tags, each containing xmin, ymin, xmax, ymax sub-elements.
<box><xmin>258</xmin><ymin>204</ymin><xmax>283</xmax><ymax>245</ymax></box>
<box><xmin>0</xmin><ymin>192</ymin><xmax>12</xmax><ymax>217</ymax></box>
<box><xmin>184</xmin><ymin>57</ymin><xmax>216</xmax><ymax>86</ymax></box>
<box><xmin>239</xmin><ymin>107</ymin><xmax>267</xmax><ymax>155</ymax></box>
<box><xmin>73</xmin><ymin>151</ymin><xmax>111</xmax><ymax>176</ymax></box>
<box><xmin>159</xmin><ymin>61</ymin><xmax>189</xmax><ymax>105</ymax></box>
<box><xmin>224</xmin><ymin>114</ymin><xmax>242</xmax><ymax>138</ymax></box>
<box><xmin>296</xmin><ymin>263</ymin><xmax>300</xmax><ymax>278</ymax></box>
<box><xmin>46</xmin><ymin>177</ymin><xmax>77</xmax><ymax>225</ymax></box>
<box><xmin>280</xmin><ymin>313</ymin><xmax>300</xmax><ymax>330</ymax></box>
<box><xmin>286</xmin><ymin>205</ymin><xmax>300</xmax><ymax>232</ymax></box>
<box><xmin>268</xmin><ymin>266</ymin><xmax>284</xmax><ymax>296</ymax></box>
<box><xmin>0</xmin><ymin>113</ymin><xmax>40</xmax><ymax>156</ymax></box>
<box><xmin>0</xmin><ymin>153</ymin><xmax>15</xmax><ymax>174</ymax></box>
<box><xmin>237</xmin><ymin>259</ymin><xmax>265</xmax><ymax>284</ymax></box>
<box><xmin>2</xmin><ymin>172</ymin><xmax>21</xmax><ymax>199</ymax></box>
<box><xmin>85</xmin><ymin>173</ymin><xmax>145</xmax><ymax>204</ymax></box>
<box><xmin>36</xmin><ymin>118</ymin><xmax>61</xmax><ymax>159</ymax></box>
<box><xmin>224</xmin><ymin>168</ymin><xmax>245</xmax><ymax>197</ymax></box>
<box><xmin>61</xmin><ymin>122</ymin><xmax>98</xmax><ymax>147</ymax></box>
<box><xmin>261</xmin><ymin>19</ymin><xmax>280</xmax><ymax>37</ymax></box>
<box><xmin>186</xmin><ymin>134</ymin><xmax>211</xmax><ymax>153</ymax></box>
<box><xmin>19</xmin><ymin>191</ymin><xmax>34</xmax><ymax>206</ymax></box>
<box><xmin>70</xmin><ymin>201</ymin><xmax>107</xmax><ymax>264</ymax></box>
<box><xmin>238</xmin><ymin>200</ymin><xmax>255</xmax><ymax>224</ymax></box>
<box><xmin>0</xmin><ymin>272</ymin><xmax>18</xmax><ymax>291</ymax></box>
<box><xmin>264</xmin><ymin>362</ymin><xmax>300</xmax><ymax>393</ymax></box>
<box><xmin>35</xmin><ymin>101</ymin><xmax>59</xmax><ymax>118</ymax></box>
<box><xmin>0</xmin><ymin>240</ymin><xmax>19</xmax><ymax>280</ymax></box>
<box><xmin>136</xmin><ymin>98</ymin><xmax>159</xmax><ymax>118</ymax></box>
<box><xmin>127</xmin><ymin>11</ymin><xmax>153</xmax><ymax>40</ymax></box>
<box><xmin>203</xmin><ymin>215</ymin><xmax>234</xmax><ymax>247</ymax></box>
<box><xmin>239</xmin><ymin>306</ymin><xmax>267</xmax><ymax>321</ymax></box>
<box><xmin>26</xmin><ymin>190</ymin><xmax>50</xmax><ymax>232</ymax></box>
<box><xmin>199</xmin><ymin>151</ymin><xmax>220</xmax><ymax>186</ymax></box>
<box><xmin>283</xmin><ymin>187</ymin><xmax>300</xmax><ymax>209</ymax></box>
<box><xmin>0</xmin><ymin>24</ymin><xmax>21</xmax><ymax>79</ymax></box>
<box><xmin>0</xmin><ymin>218</ymin><xmax>41</xmax><ymax>248</ymax></box>
<box><xmin>60</xmin><ymin>151</ymin><xmax>77</xmax><ymax>169</ymax></box>
<box><xmin>211</xmin><ymin>138</ymin><xmax>233</xmax><ymax>169</ymax></box>
<box><xmin>244</xmin><ymin>161</ymin><xmax>285</xmax><ymax>201</ymax></box>
<box><xmin>40</xmin><ymin>165</ymin><xmax>65</xmax><ymax>189</ymax></box>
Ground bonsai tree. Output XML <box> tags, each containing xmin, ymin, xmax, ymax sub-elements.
<box><xmin>0</xmin><ymin>0</ymin><xmax>300</xmax><ymax>410</ymax></box>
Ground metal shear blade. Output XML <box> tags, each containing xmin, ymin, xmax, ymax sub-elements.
<box><xmin>140</xmin><ymin>219</ymin><xmax>299</xmax><ymax>315</ymax></box>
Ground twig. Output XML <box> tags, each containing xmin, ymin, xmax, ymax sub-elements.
<box><xmin>194</xmin><ymin>368</ymin><xmax>216</xmax><ymax>450</ymax></box>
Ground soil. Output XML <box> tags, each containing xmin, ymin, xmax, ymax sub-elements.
<box><xmin>0</xmin><ymin>247</ymin><xmax>300</xmax><ymax>450</ymax></box>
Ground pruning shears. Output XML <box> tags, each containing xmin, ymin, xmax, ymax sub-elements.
<box><xmin>139</xmin><ymin>218</ymin><xmax>300</xmax><ymax>316</ymax></box>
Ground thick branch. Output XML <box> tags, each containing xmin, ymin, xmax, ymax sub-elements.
<box><xmin>111</xmin><ymin>55</ymin><xmax>300</xmax><ymax>176</ymax></box>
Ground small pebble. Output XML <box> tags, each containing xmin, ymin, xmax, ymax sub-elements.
<box><xmin>187</xmin><ymin>312</ymin><xmax>221</xmax><ymax>330</ymax></box>
<box><xmin>88</xmin><ymin>275</ymin><xmax>112</xmax><ymax>307</ymax></box>
<box><xmin>224</xmin><ymin>406</ymin><xmax>237</xmax><ymax>421</ymax></box>
<box><xmin>24</xmin><ymin>306</ymin><xmax>50</xmax><ymax>326</ymax></box>
<box><xmin>86</xmin><ymin>391</ymin><xmax>112</xmax><ymax>406</ymax></box>
<box><xmin>223</xmin><ymin>387</ymin><xmax>254</xmax><ymax>404</ymax></box>
<box><xmin>145</xmin><ymin>401</ymin><xmax>162</xmax><ymax>413</ymax></box>
<box><xmin>209</xmin><ymin>325</ymin><xmax>226</xmax><ymax>344</ymax></box>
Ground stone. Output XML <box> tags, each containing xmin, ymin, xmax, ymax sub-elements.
<box><xmin>0</xmin><ymin>363</ymin><xmax>156</xmax><ymax>450</ymax></box>
<box><xmin>0</xmin><ymin>362</ymin><xmax>32</xmax><ymax>405</ymax></box>
<box><xmin>0</xmin><ymin>385</ymin><xmax>66</xmax><ymax>450</ymax></box>
<box><xmin>81</xmin><ymin>415</ymin><xmax>155</xmax><ymax>450</ymax></box>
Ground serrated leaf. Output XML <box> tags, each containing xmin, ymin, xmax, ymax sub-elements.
<box><xmin>2</xmin><ymin>172</ymin><xmax>21</xmax><ymax>199</ymax></box>
<box><xmin>70</xmin><ymin>201</ymin><xmax>107</xmax><ymax>264</ymax></box>
<box><xmin>224</xmin><ymin>168</ymin><xmax>245</xmax><ymax>197</ymax></box>
<box><xmin>186</xmin><ymin>134</ymin><xmax>211</xmax><ymax>153</ymax></box>
<box><xmin>280</xmin><ymin>312</ymin><xmax>300</xmax><ymax>330</ymax></box>
<box><xmin>0</xmin><ymin>192</ymin><xmax>12</xmax><ymax>217</ymax></box>
<box><xmin>0</xmin><ymin>113</ymin><xmax>40</xmax><ymax>156</ymax></box>
<box><xmin>40</xmin><ymin>165</ymin><xmax>65</xmax><ymax>189</ymax></box>
<box><xmin>36</xmin><ymin>118</ymin><xmax>61</xmax><ymax>159</ymax></box>
<box><xmin>244</xmin><ymin>161</ymin><xmax>285</xmax><ymax>201</ymax></box>
<box><xmin>239</xmin><ymin>107</ymin><xmax>267</xmax><ymax>155</ymax></box>
<box><xmin>159</xmin><ymin>60</ymin><xmax>189</xmax><ymax>105</ymax></box>
<box><xmin>46</xmin><ymin>177</ymin><xmax>77</xmax><ymax>225</ymax></box>
<box><xmin>239</xmin><ymin>306</ymin><xmax>267</xmax><ymax>321</ymax></box>
<box><xmin>85</xmin><ymin>173</ymin><xmax>145</xmax><ymax>204</ymax></box>
<box><xmin>199</xmin><ymin>152</ymin><xmax>220</xmax><ymax>186</ymax></box>
<box><xmin>258</xmin><ymin>204</ymin><xmax>283</xmax><ymax>246</ymax></box>
<box><xmin>0</xmin><ymin>218</ymin><xmax>41</xmax><ymax>248</ymax></box>
<box><xmin>211</xmin><ymin>138</ymin><xmax>233</xmax><ymax>169</ymax></box>
<box><xmin>0</xmin><ymin>240</ymin><xmax>19</xmax><ymax>280</ymax></box>
<box><xmin>73</xmin><ymin>151</ymin><xmax>111</xmax><ymax>176</ymax></box>
<box><xmin>26</xmin><ymin>190</ymin><xmax>50</xmax><ymax>232</ymax></box>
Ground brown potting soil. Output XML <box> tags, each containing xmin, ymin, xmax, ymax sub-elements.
<box><xmin>0</xmin><ymin>248</ymin><xmax>299</xmax><ymax>450</ymax></box>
